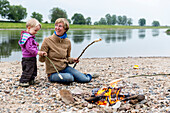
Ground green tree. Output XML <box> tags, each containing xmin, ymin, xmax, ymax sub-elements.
<box><xmin>122</xmin><ymin>15</ymin><xmax>127</xmax><ymax>25</ymax></box>
<box><xmin>71</xmin><ymin>13</ymin><xmax>85</xmax><ymax>24</ymax></box>
<box><xmin>111</xmin><ymin>15</ymin><xmax>117</xmax><ymax>25</ymax></box>
<box><xmin>31</xmin><ymin>12</ymin><xmax>43</xmax><ymax>22</ymax></box>
<box><xmin>0</xmin><ymin>0</ymin><xmax>10</xmax><ymax>18</ymax></box>
<box><xmin>138</xmin><ymin>18</ymin><xmax>146</xmax><ymax>26</ymax></box>
<box><xmin>152</xmin><ymin>21</ymin><xmax>160</xmax><ymax>26</ymax></box>
<box><xmin>127</xmin><ymin>18</ymin><xmax>133</xmax><ymax>26</ymax></box>
<box><xmin>94</xmin><ymin>21</ymin><xmax>99</xmax><ymax>25</ymax></box>
<box><xmin>7</xmin><ymin>5</ymin><xmax>27</xmax><ymax>22</ymax></box>
<box><xmin>117</xmin><ymin>16</ymin><xmax>123</xmax><ymax>25</ymax></box>
<box><xmin>49</xmin><ymin>7</ymin><xmax>67</xmax><ymax>23</ymax></box>
<box><xmin>98</xmin><ymin>17</ymin><xmax>107</xmax><ymax>25</ymax></box>
<box><xmin>85</xmin><ymin>17</ymin><xmax>92</xmax><ymax>25</ymax></box>
<box><xmin>105</xmin><ymin>14</ymin><xmax>112</xmax><ymax>25</ymax></box>
<box><xmin>67</xmin><ymin>19</ymin><xmax>71</xmax><ymax>24</ymax></box>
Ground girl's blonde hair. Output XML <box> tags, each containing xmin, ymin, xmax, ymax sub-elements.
<box><xmin>26</xmin><ymin>18</ymin><xmax>41</xmax><ymax>28</ymax></box>
<box><xmin>55</xmin><ymin>18</ymin><xmax>69</xmax><ymax>32</ymax></box>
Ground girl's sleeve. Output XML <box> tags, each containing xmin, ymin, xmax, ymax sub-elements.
<box><xmin>25</xmin><ymin>38</ymin><xmax>38</xmax><ymax>56</ymax></box>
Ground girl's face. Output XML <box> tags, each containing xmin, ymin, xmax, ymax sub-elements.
<box><xmin>55</xmin><ymin>22</ymin><xmax>66</xmax><ymax>36</ymax></box>
<box><xmin>27</xmin><ymin>25</ymin><xmax>41</xmax><ymax>35</ymax></box>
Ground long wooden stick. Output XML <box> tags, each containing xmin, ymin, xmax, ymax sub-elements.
<box><xmin>73</xmin><ymin>38</ymin><xmax>102</xmax><ymax>68</ymax></box>
<box><xmin>128</xmin><ymin>73</ymin><xmax>170</xmax><ymax>78</ymax></box>
<box><xmin>108</xmin><ymin>73</ymin><xmax>170</xmax><ymax>86</ymax></box>
<box><xmin>45</xmin><ymin>56</ymin><xmax>63</xmax><ymax>79</ymax></box>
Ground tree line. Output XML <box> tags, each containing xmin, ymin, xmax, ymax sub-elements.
<box><xmin>0</xmin><ymin>0</ymin><xmax>160</xmax><ymax>26</ymax></box>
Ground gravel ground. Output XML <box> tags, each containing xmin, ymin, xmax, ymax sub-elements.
<box><xmin>0</xmin><ymin>57</ymin><xmax>169</xmax><ymax>113</ymax></box>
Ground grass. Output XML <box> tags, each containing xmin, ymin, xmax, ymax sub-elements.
<box><xmin>0</xmin><ymin>22</ymin><xmax>170</xmax><ymax>29</ymax></box>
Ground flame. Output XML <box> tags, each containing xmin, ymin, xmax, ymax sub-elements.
<box><xmin>94</xmin><ymin>79</ymin><xmax>126</xmax><ymax>106</ymax></box>
<box><xmin>116</xmin><ymin>89</ymin><xmax>120</xmax><ymax>101</ymax></box>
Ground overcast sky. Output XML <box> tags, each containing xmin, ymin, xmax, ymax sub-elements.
<box><xmin>7</xmin><ymin>0</ymin><xmax>170</xmax><ymax>26</ymax></box>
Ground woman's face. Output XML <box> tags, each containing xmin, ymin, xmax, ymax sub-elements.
<box><xmin>55</xmin><ymin>22</ymin><xmax>66</xmax><ymax>36</ymax></box>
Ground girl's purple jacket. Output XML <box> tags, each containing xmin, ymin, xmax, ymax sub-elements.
<box><xmin>18</xmin><ymin>31</ymin><xmax>38</xmax><ymax>57</ymax></box>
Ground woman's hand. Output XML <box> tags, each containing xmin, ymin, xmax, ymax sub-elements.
<box><xmin>73</xmin><ymin>58</ymin><xmax>79</xmax><ymax>63</ymax></box>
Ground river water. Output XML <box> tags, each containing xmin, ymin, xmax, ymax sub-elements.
<box><xmin>0</xmin><ymin>28</ymin><xmax>170</xmax><ymax>61</ymax></box>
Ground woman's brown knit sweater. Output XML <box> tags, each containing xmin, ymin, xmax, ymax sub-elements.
<box><xmin>39</xmin><ymin>33</ymin><xmax>74</xmax><ymax>74</ymax></box>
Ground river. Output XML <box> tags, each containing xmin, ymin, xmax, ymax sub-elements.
<box><xmin>0</xmin><ymin>28</ymin><xmax>169</xmax><ymax>61</ymax></box>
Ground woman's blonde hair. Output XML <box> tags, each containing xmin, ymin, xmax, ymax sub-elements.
<box><xmin>55</xmin><ymin>18</ymin><xmax>69</xmax><ymax>32</ymax></box>
<box><xmin>26</xmin><ymin>18</ymin><xmax>41</xmax><ymax>28</ymax></box>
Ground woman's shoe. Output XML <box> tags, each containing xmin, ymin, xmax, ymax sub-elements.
<box><xmin>91</xmin><ymin>73</ymin><xmax>100</xmax><ymax>78</ymax></box>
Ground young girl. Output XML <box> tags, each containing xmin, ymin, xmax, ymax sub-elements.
<box><xmin>18</xmin><ymin>18</ymin><xmax>47</xmax><ymax>87</ymax></box>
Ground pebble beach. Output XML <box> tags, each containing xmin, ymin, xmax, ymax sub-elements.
<box><xmin>0</xmin><ymin>57</ymin><xmax>169</xmax><ymax>113</ymax></box>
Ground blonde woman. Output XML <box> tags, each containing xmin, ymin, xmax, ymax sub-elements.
<box><xmin>39</xmin><ymin>18</ymin><xmax>96</xmax><ymax>84</ymax></box>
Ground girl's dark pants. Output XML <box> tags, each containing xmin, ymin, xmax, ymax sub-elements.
<box><xmin>20</xmin><ymin>57</ymin><xmax>37</xmax><ymax>83</ymax></box>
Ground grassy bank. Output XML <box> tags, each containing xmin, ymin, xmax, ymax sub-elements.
<box><xmin>0</xmin><ymin>22</ymin><xmax>170</xmax><ymax>29</ymax></box>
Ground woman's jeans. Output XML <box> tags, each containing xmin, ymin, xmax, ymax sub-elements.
<box><xmin>48</xmin><ymin>66</ymin><xmax>92</xmax><ymax>83</ymax></box>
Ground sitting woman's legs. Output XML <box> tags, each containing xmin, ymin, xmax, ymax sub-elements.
<box><xmin>48</xmin><ymin>72</ymin><xmax>74</xmax><ymax>83</ymax></box>
<box><xmin>61</xmin><ymin>66</ymin><xmax>92</xmax><ymax>83</ymax></box>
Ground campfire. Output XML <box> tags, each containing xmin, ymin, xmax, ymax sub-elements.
<box><xmin>85</xmin><ymin>79</ymin><xmax>145</xmax><ymax>106</ymax></box>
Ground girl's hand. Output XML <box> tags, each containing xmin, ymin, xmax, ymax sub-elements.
<box><xmin>38</xmin><ymin>51</ymin><xmax>47</xmax><ymax>56</ymax></box>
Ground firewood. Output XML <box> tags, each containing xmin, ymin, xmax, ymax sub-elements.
<box><xmin>121</xmin><ymin>95</ymin><xmax>138</xmax><ymax>101</ymax></box>
<box><xmin>121</xmin><ymin>95</ymin><xmax>145</xmax><ymax>102</ymax></box>
<box><xmin>84</xmin><ymin>96</ymin><xmax>104</xmax><ymax>103</ymax></box>
<box><xmin>137</xmin><ymin>95</ymin><xmax>145</xmax><ymax>101</ymax></box>
<box><xmin>129</xmin><ymin>99</ymin><xmax>139</xmax><ymax>104</ymax></box>
<box><xmin>127</xmin><ymin>95</ymin><xmax>145</xmax><ymax>105</ymax></box>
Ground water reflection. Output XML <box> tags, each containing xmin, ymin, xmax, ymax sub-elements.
<box><xmin>0</xmin><ymin>30</ymin><xmax>43</xmax><ymax>59</ymax></box>
<box><xmin>0</xmin><ymin>30</ymin><xmax>20</xmax><ymax>58</ymax></box>
<box><xmin>138</xmin><ymin>29</ymin><xmax>146</xmax><ymax>39</ymax></box>
<box><xmin>95</xmin><ymin>29</ymin><xmax>132</xmax><ymax>43</ymax></box>
<box><xmin>152</xmin><ymin>29</ymin><xmax>159</xmax><ymax>37</ymax></box>
<box><xmin>35</xmin><ymin>30</ymin><xmax>44</xmax><ymax>42</ymax></box>
<box><xmin>69</xmin><ymin>30</ymin><xmax>91</xmax><ymax>43</ymax></box>
<box><xmin>117</xmin><ymin>29</ymin><xmax>132</xmax><ymax>42</ymax></box>
<box><xmin>97</xmin><ymin>30</ymin><xmax>116</xmax><ymax>43</ymax></box>
<box><xmin>0</xmin><ymin>29</ymin><xmax>169</xmax><ymax>61</ymax></box>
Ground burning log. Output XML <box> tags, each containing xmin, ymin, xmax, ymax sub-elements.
<box><xmin>85</xmin><ymin>86</ymin><xmax>125</xmax><ymax>105</ymax></box>
<box><xmin>128</xmin><ymin>95</ymin><xmax>145</xmax><ymax>105</ymax></box>
<box><xmin>121</xmin><ymin>95</ymin><xmax>145</xmax><ymax>102</ymax></box>
<box><xmin>85</xmin><ymin>80</ymin><xmax>145</xmax><ymax>106</ymax></box>
<box><xmin>85</xmin><ymin>94</ymin><xmax>130</xmax><ymax>103</ymax></box>
<box><xmin>85</xmin><ymin>94</ymin><xmax>145</xmax><ymax>105</ymax></box>
<box><xmin>85</xmin><ymin>96</ymin><xmax>104</xmax><ymax>103</ymax></box>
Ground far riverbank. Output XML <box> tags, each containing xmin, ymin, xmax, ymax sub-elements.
<box><xmin>0</xmin><ymin>22</ymin><xmax>170</xmax><ymax>29</ymax></box>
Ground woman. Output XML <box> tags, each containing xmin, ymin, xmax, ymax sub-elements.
<box><xmin>39</xmin><ymin>18</ymin><xmax>94</xmax><ymax>83</ymax></box>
